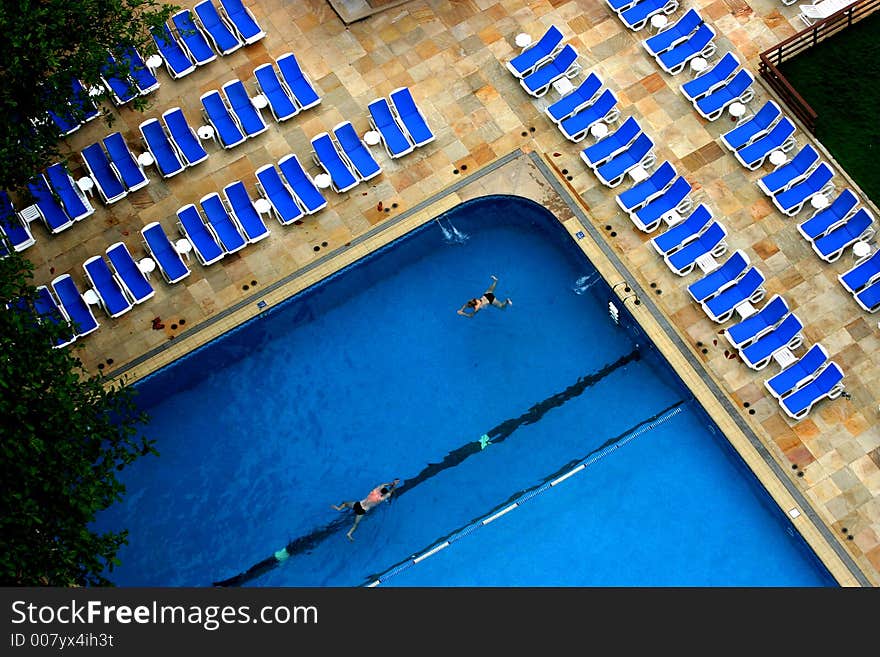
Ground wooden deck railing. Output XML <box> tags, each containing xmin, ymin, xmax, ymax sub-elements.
<box><xmin>758</xmin><ymin>0</ymin><xmax>880</xmax><ymax>133</ymax></box>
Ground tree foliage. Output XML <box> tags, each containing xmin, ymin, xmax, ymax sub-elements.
<box><xmin>0</xmin><ymin>0</ymin><xmax>177</xmax><ymax>192</ymax></box>
<box><xmin>0</xmin><ymin>252</ymin><xmax>156</xmax><ymax>586</ymax></box>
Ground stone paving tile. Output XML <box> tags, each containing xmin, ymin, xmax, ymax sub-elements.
<box><xmin>13</xmin><ymin>0</ymin><xmax>880</xmax><ymax>585</ymax></box>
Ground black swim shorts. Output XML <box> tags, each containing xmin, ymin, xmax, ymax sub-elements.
<box><xmin>353</xmin><ymin>501</ymin><xmax>366</xmax><ymax>516</ymax></box>
<box><xmin>484</xmin><ymin>292</ymin><xmax>495</xmax><ymax>304</ymax></box>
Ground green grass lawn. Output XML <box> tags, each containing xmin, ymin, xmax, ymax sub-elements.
<box><xmin>778</xmin><ymin>13</ymin><xmax>880</xmax><ymax>206</ymax></box>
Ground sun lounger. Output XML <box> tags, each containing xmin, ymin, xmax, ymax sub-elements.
<box><xmin>616</xmin><ymin>160</ymin><xmax>676</xmax><ymax>213</ymax></box>
<box><xmin>559</xmin><ymin>88</ymin><xmax>618</xmax><ymax>143</ymax></box>
<box><xmin>724</xmin><ymin>294</ymin><xmax>789</xmax><ymax>348</ymax></box>
<box><xmin>739</xmin><ymin>312</ymin><xmax>804</xmax><ymax>370</ymax></box>
<box><xmin>219</xmin><ymin>0</ymin><xmax>266</xmax><ymax>45</ymax></box>
<box><xmin>796</xmin><ymin>188</ymin><xmax>859</xmax><ymax>241</ymax></box>
<box><xmin>120</xmin><ymin>45</ymin><xmax>160</xmax><ymax>95</ymax></box>
<box><xmin>45</xmin><ymin>163</ymin><xmax>94</xmax><ymax>222</ymax></box>
<box><xmin>141</xmin><ymin>222</ymin><xmax>191</xmax><ymax>284</ymax></box>
<box><xmin>254</xmin><ymin>164</ymin><xmax>305</xmax><ymax>225</ymax></box>
<box><xmin>176</xmin><ymin>204</ymin><xmax>225</xmax><ymax>266</ymax></box>
<box><xmin>545</xmin><ymin>72</ymin><xmax>603</xmax><ymax>123</ymax></box>
<box><xmin>651</xmin><ymin>204</ymin><xmax>714</xmax><ymax>255</ymax></box>
<box><xmin>368</xmin><ymin>97</ymin><xmax>415</xmax><ymax>159</ymax></box>
<box><xmin>771</xmin><ymin>162</ymin><xmax>834</xmax><ymax>216</ymax></box>
<box><xmin>194</xmin><ymin>0</ymin><xmax>242</xmax><ymax>55</ymax></box>
<box><xmin>100</xmin><ymin>53</ymin><xmax>138</xmax><ymax>105</ymax></box>
<box><xmin>390</xmin><ymin>86</ymin><xmax>436</xmax><ymax>148</ymax></box>
<box><xmin>854</xmin><ymin>279</ymin><xmax>880</xmax><ymax>313</ymax></box>
<box><xmin>593</xmin><ymin>132</ymin><xmax>655</xmax><ymax>188</ymax></box>
<box><xmin>277</xmin><ymin>154</ymin><xmax>328</xmax><ymax>214</ymax></box>
<box><xmin>311</xmin><ymin>133</ymin><xmax>360</xmax><ymax>193</ymax></box>
<box><xmin>200</xmin><ymin>193</ymin><xmax>248</xmax><ymax>254</ymax></box>
<box><xmin>655</xmin><ymin>23</ymin><xmax>716</xmax><ymax>75</ymax></box>
<box><xmin>69</xmin><ymin>78</ymin><xmax>100</xmax><ymax>123</ymax></box>
<box><xmin>106</xmin><ymin>241</ymin><xmax>155</xmax><ymax>304</ymax></box>
<box><xmin>732</xmin><ymin>117</ymin><xmax>796</xmax><ymax>170</ymax></box>
<box><xmin>506</xmin><ymin>24</ymin><xmax>564</xmax><ymax>78</ymax></box>
<box><xmin>27</xmin><ymin>174</ymin><xmax>74</xmax><ymax>234</ymax></box>
<box><xmin>162</xmin><ymin>107</ymin><xmax>209</xmax><ymax>167</ymax></box>
<box><xmin>693</xmin><ymin>69</ymin><xmax>755</xmax><ymax>121</ymax></box>
<box><xmin>253</xmin><ymin>63</ymin><xmax>299</xmax><ymax>122</ymax></box>
<box><xmin>630</xmin><ymin>175</ymin><xmax>692</xmax><ymax>232</ymax></box>
<box><xmin>200</xmin><ymin>90</ymin><xmax>247</xmax><ymax>149</ymax></box>
<box><xmin>51</xmin><ymin>274</ymin><xmax>99</xmax><ymax>338</ymax></box>
<box><xmin>702</xmin><ymin>267</ymin><xmax>766</xmax><ymax>324</ymax></box>
<box><xmin>222</xmin><ymin>79</ymin><xmax>268</xmax><ymax>138</ymax></box>
<box><xmin>721</xmin><ymin>100</ymin><xmax>782</xmax><ymax>151</ymax></box>
<box><xmin>139</xmin><ymin>119</ymin><xmax>186</xmax><ymax>178</ymax></box>
<box><xmin>620</xmin><ymin>0</ymin><xmax>679</xmax><ymax>32</ymax></box>
<box><xmin>332</xmin><ymin>122</ymin><xmax>382</xmax><ymax>182</ymax></box>
<box><xmin>779</xmin><ymin>361</ymin><xmax>845</xmax><ymax>420</ymax></box>
<box><xmin>605</xmin><ymin>0</ymin><xmax>641</xmax><ymax>12</ymax></box>
<box><xmin>0</xmin><ymin>191</ymin><xmax>35</xmax><ymax>252</ymax></box>
<box><xmin>103</xmin><ymin>132</ymin><xmax>149</xmax><ymax>192</ymax></box>
<box><xmin>222</xmin><ymin>181</ymin><xmax>270</xmax><ymax>243</ymax></box>
<box><xmin>520</xmin><ymin>44</ymin><xmax>580</xmax><ymax>97</ymax></box>
<box><xmin>664</xmin><ymin>221</ymin><xmax>728</xmax><ymax>276</ymax></box>
<box><xmin>49</xmin><ymin>107</ymin><xmax>81</xmax><ymax>137</ymax></box>
<box><xmin>580</xmin><ymin>116</ymin><xmax>642</xmax><ymax>169</ymax></box>
<box><xmin>82</xmin><ymin>255</ymin><xmax>133</xmax><ymax>318</ymax></box>
<box><xmin>80</xmin><ymin>143</ymin><xmax>127</xmax><ymax>204</ymax></box>
<box><xmin>838</xmin><ymin>249</ymin><xmax>880</xmax><ymax>294</ymax></box>
<box><xmin>680</xmin><ymin>52</ymin><xmax>740</xmax><ymax>102</ymax></box>
<box><xmin>764</xmin><ymin>343</ymin><xmax>829</xmax><ymax>399</ymax></box>
<box><xmin>643</xmin><ymin>8</ymin><xmax>703</xmax><ymax>56</ymax></box>
<box><xmin>151</xmin><ymin>24</ymin><xmax>197</xmax><ymax>79</ymax></box>
<box><xmin>686</xmin><ymin>249</ymin><xmax>750</xmax><ymax>303</ymax></box>
<box><xmin>757</xmin><ymin>144</ymin><xmax>820</xmax><ymax>197</ymax></box>
<box><xmin>33</xmin><ymin>285</ymin><xmax>76</xmax><ymax>348</ymax></box>
<box><xmin>811</xmin><ymin>207</ymin><xmax>875</xmax><ymax>263</ymax></box>
<box><xmin>276</xmin><ymin>52</ymin><xmax>321</xmax><ymax>110</ymax></box>
<box><xmin>171</xmin><ymin>10</ymin><xmax>217</xmax><ymax>66</ymax></box>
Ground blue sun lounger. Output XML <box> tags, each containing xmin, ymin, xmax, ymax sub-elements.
<box><xmin>333</xmin><ymin>122</ymin><xmax>382</xmax><ymax>181</ymax></box>
<box><xmin>69</xmin><ymin>78</ymin><xmax>100</xmax><ymax>123</ymax></box>
<box><xmin>506</xmin><ymin>24</ymin><xmax>564</xmax><ymax>78</ymax></box>
<box><xmin>106</xmin><ymin>242</ymin><xmax>155</xmax><ymax>304</ymax></box>
<box><xmin>194</xmin><ymin>0</ymin><xmax>242</xmax><ymax>55</ymax></box>
<box><xmin>139</xmin><ymin>119</ymin><xmax>186</xmax><ymax>178</ymax></box>
<box><xmin>764</xmin><ymin>343</ymin><xmax>829</xmax><ymax>399</ymax></box>
<box><xmin>222</xmin><ymin>79</ymin><xmax>268</xmax><ymax>138</ymax></box>
<box><xmin>631</xmin><ymin>175</ymin><xmax>692</xmax><ymax>232</ymax></box>
<box><xmin>702</xmin><ymin>267</ymin><xmax>766</xmax><ymax>324</ymax></box>
<box><xmin>311</xmin><ymin>133</ymin><xmax>360</xmax><ymax>193</ymax></box>
<box><xmin>255</xmin><ymin>164</ymin><xmax>305</xmax><ymax>225</ymax></box>
<box><xmin>120</xmin><ymin>46</ymin><xmax>160</xmax><ymax>95</ymax></box>
<box><xmin>219</xmin><ymin>0</ymin><xmax>266</xmax><ymax>45</ymax></box>
<box><xmin>580</xmin><ymin>116</ymin><xmax>642</xmax><ymax>169</ymax></box>
<box><xmin>693</xmin><ymin>69</ymin><xmax>755</xmax><ymax>121</ymax></box>
<box><xmin>733</xmin><ymin>117</ymin><xmax>796</xmax><ymax>170</ymax></box>
<box><xmin>51</xmin><ymin>274</ymin><xmax>99</xmax><ymax>338</ymax></box>
<box><xmin>724</xmin><ymin>294</ymin><xmax>789</xmax><ymax>348</ymax></box>
<box><xmin>33</xmin><ymin>285</ymin><xmax>76</xmax><ymax>348</ymax></box>
<box><xmin>171</xmin><ymin>10</ymin><xmax>217</xmax><ymax>66</ymax></box>
<box><xmin>151</xmin><ymin>24</ymin><xmax>197</xmax><ymax>78</ymax></box>
<box><xmin>779</xmin><ymin>361</ymin><xmax>845</xmax><ymax>420</ymax></box>
<box><xmin>520</xmin><ymin>44</ymin><xmax>580</xmax><ymax>97</ymax></box>
<box><xmin>811</xmin><ymin>207</ymin><xmax>875</xmax><ymax>263</ymax></box>
<box><xmin>254</xmin><ymin>63</ymin><xmax>299</xmax><ymax>122</ymax></box>
<box><xmin>655</xmin><ymin>23</ymin><xmax>716</xmax><ymax>75</ymax></box>
<box><xmin>222</xmin><ymin>181</ymin><xmax>270</xmax><ymax>243</ymax></box>
<box><xmin>594</xmin><ymin>132</ymin><xmax>655</xmax><ymax>188</ymax></box>
<box><xmin>82</xmin><ymin>255</ymin><xmax>133</xmax><ymax>318</ymax></box>
<box><xmin>686</xmin><ymin>249</ymin><xmax>750</xmax><ymax>303</ymax></box>
<box><xmin>771</xmin><ymin>162</ymin><xmax>835</xmax><ymax>216</ymax></box>
<box><xmin>838</xmin><ymin>249</ymin><xmax>880</xmax><ymax>294</ymax></box>
<box><xmin>176</xmin><ymin>204</ymin><xmax>225</xmax><ymax>266</ymax></box>
<box><xmin>81</xmin><ymin>142</ymin><xmax>127</xmax><ymax>204</ymax></box>
<box><xmin>643</xmin><ymin>8</ymin><xmax>703</xmax><ymax>56</ymax></box>
<box><xmin>855</xmin><ymin>279</ymin><xmax>880</xmax><ymax>313</ymax></box>
<box><xmin>277</xmin><ymin>154</ymin><xmax>328</xmax><ymax>215</ymax></box>
<box><xmin>162</xmin><ymin>108</ymin><xmax>209</xmax><ymax>167</ymax></box>
<box><xmin>200</xmin><ymin>193</ymin><xmax>248</xmax><ymax>254</ymax></box>
<box><xmin>651</xmin><ymin>203</ymin><xmax>714</xmax><ymax>255</ymax></box>
<box><xmin>620</xmin><ymin>0</ymin><xmax>679</xmax><ymax>31</ymax></box>
<box><xmin>664</xmin><ymin>221</ymin><xmax>728</xmax><ymax>276</ymax></box>
<box><xmin>200</xmin><ymin>90</ymin><xmax>247</xmax><ymax>148</ymax></box>
<box><xmin>103</xmin><ymin>132</ymin><xmax>149</xmax><ymax>192</ymax></box>
<box><xmin>616</xmin><ymin>161</ymin><xmax>676</xmax><ymax>213</ymax></box>
<box><xmin>0</xmin><ymin>191</ymin><xmax>35</xmax><ymax>252</ymax></box>
<box><xmin>605</xmin><ymin>0</ymin><xmax>641</xmax><ymax>12</ymax></box>
<box><xmin>28</xmin><ymin>174</ymin><xmax>74</xmax><ymax>234</ymax></box>
<box><xmin>45</xmin><ymin>163</ymin><xmax>94</xmax><ymax>222</ymax></box>
<box><xmin>276</xmin><ymin>52</ymin><xmax>321</xmax><ymax>110</ymax></box>
<box><xmin>757</xmin><ymin>144</ymin><xmax>820</xmax><ymax>196</ymax></box>
<box><xmin>141</xmin><ymin>222</ymin><xmax>191</xmax><ymax>284</ymax></box>
<box><xmin>368</xmin><ymin>97</ymin><xmax>415</xmax><ymax>159</ymax></box>
<box><xmin>100</xmin><ymin>53</ymin><xmax>138</xmax><ymax>105</ymax></box>
<box><xmin>545</xmin><ymin>72</ymin><xmax>603</xmax><ymax>123</ymax></box>
<box><xmin>721</xmin><ymin>100</ymin><xmax>782</xmax><ymax>151</ymax></box>
<box><xmin>739</xmin><ymin>312</ymin><xmax>804</xmax><ymax>370</ymax></box>
<box><xmin>796</xmin><ymin>188</ymin><xmax>859</xmax><ymax>241</ymax></box>
<box><xmin>680</xmin><ymin>52</ymin><xmax>740</xmax><ymax>102</ymax></box>
<box><xmin>390</xmin><ymin>86</ymin><xmax>436</xmax><ymax>148</ymax></box>
<box><xmin>559</xmin><ymin>88</ymin><xmax>618</xmax><ymax>143</ymax></box>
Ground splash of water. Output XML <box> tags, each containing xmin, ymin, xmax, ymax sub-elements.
<box><xmin>437</xmin><ymin>219</ymin><xmax>469</xmax><ymax>244</ymax></box>
<box><xmin>573</xmin><ymin>273</ymin><xmax>601</xmax><ymax>295</ymax></box>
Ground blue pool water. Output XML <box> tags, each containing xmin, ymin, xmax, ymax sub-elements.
<box><xmin>93</xmin><ymin>195</ymin><xmax>835</xmax><ymax>587</ymax></box>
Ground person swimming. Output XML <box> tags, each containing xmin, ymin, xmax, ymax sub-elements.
<box><xmin>457</xmin><ymin>275</ymin><xmax>512</xmax><ymax>318</ymax></box>
<box><xmin>332</xmin><ymin>478</ymin><xmax>400</xmax><ymax>541</ymax></box>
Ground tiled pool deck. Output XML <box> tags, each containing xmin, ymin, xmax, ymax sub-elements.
<box><xmin>25</xmin><ymin>0</ymin><xmax>879</xmax><ymax>585</ymax></box>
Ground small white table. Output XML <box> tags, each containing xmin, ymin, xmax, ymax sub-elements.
<box><xmin>661</xmin><ymin>209</ymin><xmax>682</xmax><ymax>226</ymax></box>
<box><xmin>773</xmin><ymin>346</ymin><xmax>797</xmax><ymax>369</ymax></box>
<box><xmin>650</xmin><ymin>14</ymin><xmax>669</xmax><ymax>32</ymax></box>
<box><xmin>689</xmin><ymin>56</ymin><xmax>708</xmax><ymax>76</ymax></box>
<box><xmin>628</xmin><ymin>166</ymin><xmax>648</xmax><ymax>183</ymax></box>
<box><xmin>76</xmin><ymin>176</ymin><xmax>95</xmax><ymax>197</ymax></box>
<box><xmin>695</xmin><ymin>253</ymin><xmax>718</xmax><ymax>273</ymax></box>
<box><xmin>314</xmin><ymin>173</ymin><xmax>332</xmax><ymax>189</ymax></box>
<box><xmin>251</xmin><ymin>94</ymin><xmax>269</xmax><ymax>110</ymax></box>
<box><xmin>769</xmin><ymin>150</ymin><xmax>788</xmax><ymax>167</ymax></box>
<box><xmin>137</xmin><ymin>152</ymin><xmax>155</xmax><ymax>167</ymax></box>
<box><xmin>88</xmin><ymin>85</ymin><xmax>104</xmax><ymax>98</ymax></box>
<box><xmin>254</xmin><ymin>198</ymin><xmax>272</xmax><ymax>216</ymax></box>
<box><xmin>197</xmin><ymin>125</ymin><xmax>215</xmax><ymax>141</ymax></box>
<box><xmin>138</xmin><ymin>257</ymin><xmax>156</xmax><ymax>278</ymax></box>
<box><xmin>552</xmin><ymin>77</ymin><xmax>575</xmax><ymax>96</ymax></box>
<box><xmin>364</xmin><ymin>130</ymin><xmax>381</xmax><ymax>146</ymax></box>
<box><xmin>735</xmin><ymin>300</ymin><xmax>756</xmax><ymax>319</ymax></box>
<box><xmin>810</xmin><ymin>193</ymin><xmax>829</xmax><ymax>210</ymax></box>
<box><xmin>852</xmin><ymin>240</ymin><xmax>872</xmax><ymax>262</ymax></box>
<box><xmin>590</xmin><ymin>122</ymin><xmax>609</xmax><ymax>140</ymax></box>
<box><xmin>82</xmin><ymin>289</ymin><xmax>100</xmax><ymax>306</ymax></box>
<box><xmin>515</xmin><ymin>33</ymin><xmax>532</xmax><ymax>49</ymax></box>
<box><xmin>145</xmin><ymin>54</ymin><xmax>163</xmax><ymax>74</ymax></box>
<box><xmin>729</xmin><ymin>102</ymin><xmax>746</xmax><ymax>121</ymax></box>
<box><xmin>19</xmin><ymin>204</ymin><xmax>41</xmax><ymax>224</ymax></box>
<box><xmin>175</xmin><ymin>238</ymin><xmax>193</xmax><ymax>261</ymax></box>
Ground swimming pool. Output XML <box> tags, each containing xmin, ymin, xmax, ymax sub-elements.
<box><xmin>93</xmin><ymin>195</ymin><xmax>835</xmax><ymax>587</ymax></box>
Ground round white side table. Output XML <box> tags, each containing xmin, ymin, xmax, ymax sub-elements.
<box><xmin>197</xmin><ymin>125</ymin><xmax>215</xmax><ymax>140</ymax></box>
<box><xmin>145</xmin><ymin>54</ymin><xmax>163</xmax><ymax>73</ymax></box>
<box><xmin>728</xmin><ymin>102</ymin><xmax>746</xmax><ymax>121</ymax></box>
<box><xmin>138</xmin><ymin>257</ymin><xmax>156</xmax><ymax>278</ymax></box>
<box><xmin>82</xmin><ymin>289</ymin><xmax>100</xmax><ymax>306</ymax></box>
<box><xmin>88</xmin><ymin>85</ymin><xmax>104</xmax><ymax>98</ymax></box>
<box><xmin>251</xmin><ymin>94</ymin><xmax>269</xmax><ymax>110</ymax></box>
<box><xmin>254</xmin><ymin>198</ymin><xmax>272</xmax><ymax>216</ymax></box>
<box><xmin>852</xmin><ymin>241</ymin><xmax>872</xmax><ymax>261</ymax></box>
<box><xmin>314</xmin><ymin>173</ymin><xmax>332</xmax><ymax>189</ymax></box>
<box><xmin>590</xmin><ymin>122</ymin><xmax>609</xmax><ymax>140</ymax></box>
<box><xmin>175</xmin><ymin>238</ymin><xmax>193</xmax><ymax>261</ymax></box>
<box><xmin>364</xmin><ymin>130</ymin><xmax>381</xmax><ymax>146</ymax></box>
<box><xmin>689</xmin><ymin>56</ymin><xmax>708</xmax><ymax>76</ymax></box>
<box><xmin>650</xmin><ymin>14</ymin><xmax>669</xmax><ymax>32</ymax></box>
<box><xmin>137</xmin><ymin>152</ymin><xmax>155</xmax><ymax>167</ymax></box>
<box><xmin>515</xmin><ymin>33</ymin><xmax>532</xmax><ymax>49</ymax></box>
<box><xmin>810</xmin><ymin>193</ymin><xmax>829</xmax><ymax>210</ymax></box>
<box><xmin>76</xmin><ymin>176</ymin><xmax>95</xmax><ymax>196</ymax></box>
<box><xmin>769</xmin><ymin>150</ymin><xmax>788</xmax><ymax>167</ymax></box>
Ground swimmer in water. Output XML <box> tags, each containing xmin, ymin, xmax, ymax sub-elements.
<box><xmin>333</xmin><ymin>478</ymin><xmax>400</xmax><ymax>541</ymax></box>
<box><xmin>457</xmin><ymin>275</ymin><xmax>512</xmax><ymax>318</ymax></box>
